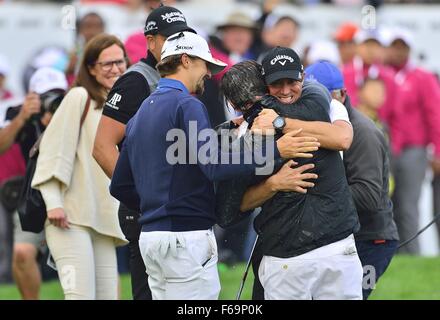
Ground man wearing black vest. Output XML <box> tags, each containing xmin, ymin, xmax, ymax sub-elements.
<box><xmin>93</xmin><ymin>6</ymin><xmax>195</xmax><ymax>300</ymax></box>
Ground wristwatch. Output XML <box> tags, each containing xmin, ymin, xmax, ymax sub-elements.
<box><xmin>272</xmin><ymin>116</ymin><xmax>286</xmax><ymax>134</ymax></box>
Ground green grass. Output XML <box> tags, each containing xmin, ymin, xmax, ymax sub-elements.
<box><xmin>1</xmin><ymin>255</ymin><xmax>439</xmax><ymax>300</ymax></box>
<box><xmin>368</xmin><ymin>255</ymin><xmax>440</xmax><ymax>300</ymax></box>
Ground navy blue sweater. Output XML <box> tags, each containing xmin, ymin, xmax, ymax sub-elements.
<box><xmin>110</xmin><ymin>78</ymin><xmax>280</xmax><ymax>232</ymax></box>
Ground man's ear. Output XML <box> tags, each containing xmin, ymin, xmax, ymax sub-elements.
<box><xmin>181</xmin><ymin>54</ymin><xmax>191</xmax><ymax>69</ymax></box>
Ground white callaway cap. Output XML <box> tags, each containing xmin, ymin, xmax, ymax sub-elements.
<box><xmin>161</xmin><ymin>31</ymin><xmax>227</xmax><ymax>75</ymax></box>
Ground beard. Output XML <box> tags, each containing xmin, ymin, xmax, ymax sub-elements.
<box><xmin>195</xmin><ymin>75</ymin><xmax>210</xmax><ymax>96</ymax></box>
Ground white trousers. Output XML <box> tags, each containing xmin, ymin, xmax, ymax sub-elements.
<box><xmin>259</xmin><ymin>234</ymin><xmax>363</xmax><ymax>300</ymax></box>
<box><xmin>138</xmin><ymin>229</ymin><xmax>220</xmax><ymax>300</ymax></box>
<box><xmin>45</xmin><ymin>224</ymin><xmax>118</xmax><ymax>300</ymax></box>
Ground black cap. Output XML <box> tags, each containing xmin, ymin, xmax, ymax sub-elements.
<box><xmin>144</xmin><ymin>6</ymin><xmax>195</xmax><ymax>37</ymax></box>
<box><xmin>261</xmin><ymin>47</ymin><xmax>303</xmax><ymax>84</ymax></box>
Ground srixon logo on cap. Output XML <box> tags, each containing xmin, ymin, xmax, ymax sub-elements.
<box><xmin>271</xmin><ymin>55</ymin><xmax>294</xmax><ymax>66</ymax></box>
<box><xmin>161</xmin><ymin>12</ymin><xmax>186</xmax><ymax>23</ymax></box>
<box><xmin>175</xmin><ymin>45</ymin><xmax>193</xmax><ymax>51</ymax></box>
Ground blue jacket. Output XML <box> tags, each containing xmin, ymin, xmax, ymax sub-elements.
<box><xmin>110</xmin><ymin>78</ymin><xmax>279</xmax><ymax>232</ymax></box>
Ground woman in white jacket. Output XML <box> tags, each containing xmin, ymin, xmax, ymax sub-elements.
<box><xmin>32</xmin><ymin>34</ymin><xmax>128</xmax><ymax>299</ymax></box>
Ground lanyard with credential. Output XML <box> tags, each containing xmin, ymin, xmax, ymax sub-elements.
<box><xmin>353</xmin><ymin>55</ymin><xmax>380</xmax><ymax>88</ymax></box>
<box><xmin>394</xmin><ymin>61</ymin><xmax>415</xmax><ymax>86</ymax></box>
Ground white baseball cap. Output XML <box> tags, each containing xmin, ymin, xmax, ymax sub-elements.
<box><xmin>160</xmin><ymin>31</ymin><xmax>227</xmax><ymax>75</ymax></box>
<box><xmin>307</xmin><ymin>40</ymin><xmax>341</xmax><ymax>66</ymax></box>
<box><xmin>29</xmin><ymin>67</ymin><xmax>68</xmax><ymax>94</ymax></box>
<box><xmin>354</xmin><ymin>29</ymin><xmax>383</xmax><ymax>45</ymax></box>
<box><xmin>385</xmin><ymin>28</ymin><xmax>414</xmax><ymax>48</ymax></box>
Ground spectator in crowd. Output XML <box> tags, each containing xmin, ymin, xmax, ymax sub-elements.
<box><xmin>0</xmin><ymin>143</ymin><xmax>25</xmax><ymax>284</ymax></box>
<box><xmin>210</xmin><ymin>11</ymin><xmax>259</xmax><ymax>64</ymax></box>
<box><xmin>305</xmin><ymin>60</ymin><xmax>399</xmax><ymax>299</ymax></box>
<box><xmin>356</xmin><ymin>77</ymin><xmax>387</xmax><ymax>130</ymax></box>
<box><xmin>65</xmin><ymin>12</ymin><xmax>105</xmax><ymax>84</ymax></box>
<box><xmin>22</xmin><ymin>47</ymin><xmax>69</xmax><ymax>94</ymax></box>
<box><xmin>384</xmin><ymin>29</ymin><xmax>440</xmax><ymax>254</ymax></box>
<box><xmin>31</xmin><ymin>34</ymin><xmax>128</xmax><ymax>299</ymax></box>
<box><xmin>342</xmin><ymin>28</ymin><xmax>396</xmax><ymax>114</ymax></box>
<box><xmin>0</xmin><ymin>67</ymin><xmax>67</xmax><ymax>299</ymax></box>
<box><xmin>333</xmin><ymin>22</ymin><xmax>358</xmax><ymax>66</ymax></box>
<box><xmin>0</xmin><ymin>54</ymin><xmax>13</xmax><ymax>101</ymax></box>
<box><xmin>302</xmin><ymin>40</ymin><xmax>340</xmax><ymax>68</ymax></box>
<box><xmin>261</xmin><ymin>14</ymin><xmax>300</xmax><ymax>51</ymax></box>
<box><xmin>0</xmin><ymin>73</ymin><xmax>26</xmax><ymax>283</ymax></box>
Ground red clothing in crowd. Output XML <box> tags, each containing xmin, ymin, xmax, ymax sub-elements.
<box><xmin>343</xmin><ymin>56</ymin><xmax>397</xmax><ymax>114</ymax></box>
<box><xmin>388</xmin><ymin>62</ymin><xmax>440</xmax><ymax>157</ymax></box>
<box><xmin>0</xmin><ymin>144</ymin><xmax>26</xmax><ymax>184</ymax></box>
<box><xmin>124</xmin><ymin>32</ymin><xmax>147</xmax><ymax>65</ymax></box>
<box><xmin>0</xmin><ymin>89</ymin><xmax>12</xmax><ymax>101</ymax></box>
<box><xmin>343</xmin><ymin>56</ymin><xmax>397</xmax><ymax>150</ymax></box>
<box><xmin>210</xmin><ymin>46</ymin><xmax>233</xmax><ymax>83</ymax></box>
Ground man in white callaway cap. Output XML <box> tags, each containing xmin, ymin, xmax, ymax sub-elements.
<box><xmin>110</xmin><ymin>31</ymin><xmax>307</xmax><ymax>299</ymax></box>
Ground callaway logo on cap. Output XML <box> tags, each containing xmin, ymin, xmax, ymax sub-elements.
<box><xmin>144</xmin><ymin>6</ymin><xmax>195</xmax><ymax>37</ymax></box>
<box><xmin>161</xmin><ymin>31</ymin><xmax>227</xmax><ymax>75</ymax></box>
<box><xmin>145</xmin><ymin>21</ymin><xmax>157</xmax><ymax>33</ymax></box>
<box><xmin>270</xmin><ymin>54</ymin><xmax>294</xmax><ymax>66</ymax></box>
<box><xmin>262</xmin><ymin>47</ymin><xmax>303</xmax><ymax>84</ymax></box>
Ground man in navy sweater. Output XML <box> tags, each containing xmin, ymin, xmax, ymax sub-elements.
<box><xmin>110</xmin><ymin>32</ymin><xmax>318</xmax><ymax>299</ymax></box>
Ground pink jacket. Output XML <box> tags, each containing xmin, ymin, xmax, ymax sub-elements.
<box><xmin>124</xmin><ymin>31</ymin><xmax>147</xmax><ymax>65</ymax></box>
<box><xmin>0</xmin><ymin>144</ymin><xmax>26</xmax><ymax>184</ymax></box>
<box><xmin>387</xmin><ymin>63</ymin><xmax>440</xmax><ymax>157</ymax></box>
<box><xmin>343</xmin><ymin>56</ymin><xmax>397</xmax><ymax>117</ymax></box>
<box><xmin>209</xmin><ymin>46</ymin><xmax>233</xmax><ymax>83</ymax></box>
<box><xmin>342</xmin><ymin>57</ymin><xmax>398</xmax><ymax>152</ymax></box>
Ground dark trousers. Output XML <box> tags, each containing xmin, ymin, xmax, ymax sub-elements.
<box><xmin>251</xmin><ymin>241</ymin><xmax>264</xmax><ymax>300</ymax></box>
<box><xmin>128</xmin><ymin>238</ymin><xmax>152</xmax><ymax>300</ymax></box>
<box><xmin>355</xmin><ymin>240</ymin><xmax>398</xmax><ymax>300</ymax></box>
<box><xmin>119</xmin><ymin>204</ymin><xmax>152</xmax><ymax>300</ymax></box>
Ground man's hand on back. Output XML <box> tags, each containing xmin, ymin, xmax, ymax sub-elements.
<box><xmin>276</xmin><ymin>129</ymin><xmax>320</xmax><ymax>159</ymax></box>
<box><xmin>251</xmin><ymin>108</ymin><xmax>278</xmax><ymax>132</ymax></box>
<box><xmin>267</xmin><ymin>160</ymin><xmax>318</xmax><ymax>194</ymax></box>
